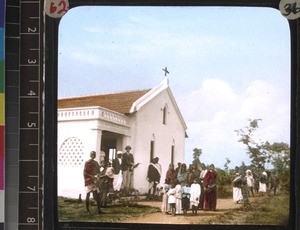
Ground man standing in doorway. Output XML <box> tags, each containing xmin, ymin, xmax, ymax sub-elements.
<box><xmin>121</xmin><ymin>145</ymin><xmax>134</xmax><ymax>193</ymax></box>
<box><xmin>112</xmin><ymin>151</ymin><xmax>123</xmax><ymax>192</ymax></box>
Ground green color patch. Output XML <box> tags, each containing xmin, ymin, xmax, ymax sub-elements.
<box><xmin>58</xmin><ymin>196</ymin><xmax>160</xmax><ymax>223</ymax></box>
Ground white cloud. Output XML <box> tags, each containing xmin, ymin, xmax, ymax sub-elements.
<box><xmin>181</xmin><ymin>78</ymin><xmax>290</xmax><ymax>168</ymax></box>
<box><xmin>178</xmin><ymin>79</ymin><xmax>237</xmax><ymax>122</ymax></box>
<box><xmin>239</xmin><ymin>80</ymin><xmax>275</xmax><ymax>116</ymax></box>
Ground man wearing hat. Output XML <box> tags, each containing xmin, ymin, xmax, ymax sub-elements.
<box><xmin>112</xmin><ymin>151</ymin><xmax>123</xmax><ymax>191</ymax></box>
<box><xmin>121</xmin><ymin>145</ymin><xmax>135</xmax><ymax>191</ymax></box>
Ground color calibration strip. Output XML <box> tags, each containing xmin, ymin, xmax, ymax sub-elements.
<box><xmin>0</xmin><ymin>0</ymin><xmax>5</xmax><ymax>228</ymax></box>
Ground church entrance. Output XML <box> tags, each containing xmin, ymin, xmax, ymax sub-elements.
<box><xmin>101</xmin><ymin>131</ymin><xmax>123</xmax><ymax>164</ymax></box>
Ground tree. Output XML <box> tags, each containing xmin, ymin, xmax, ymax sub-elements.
<box><xmin>266</xmin><ymin>142</ymin><xmax>290</xmax><ymax>190</ymax></box>
<box><xmin>192</xmin><ymin>148</ymin><xmax>202</xmax><ymax>167</ymax></box>
<box><xmin>224</xmin><ymin>158</ymin><xmax>231</xmax><ymax>173</ymax></box>
<box><xmin>235</xmin><ymin>119</ymin><xmax>290</xmax><ymax>191</ymax></box>
<box><xmin>267</xmin><ymin>142</ymin><xmax>290</xmax><ymax>171</ymax></box>
<box><xmin>216</xmin><ymin>158</ymin><xmax>235</xmax><ymax>198</ymax></box>
<box><xmin>235</xmin><ymin>119</ymin><xmax>267</xmax><ymax>169</ymax></box>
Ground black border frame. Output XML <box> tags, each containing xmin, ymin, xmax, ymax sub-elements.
<box><xmin>44</xmin><ymin>1</ymin><xmax>299</xmax><ymax>229</ymax></box>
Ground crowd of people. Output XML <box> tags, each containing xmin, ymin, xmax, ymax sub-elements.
<box><xmin>83</xmin><ymin>147</ymin><xmax>280</xmax><ymax>215</ymax></box>
<box><xmin>83</xmin><ymin>145</ymin><xmax>136</xmax><ymax>213</ymax></box>
<box><xmin>83</xmin><ymin>147</ymin><xmax>220</xmax><ymax>215</ymax></box>
<box><xmin>232</xmin><ymin>167</ymin><xmax>280</xmax><ymax>205</ymax></box>
<box><xmin>159</xmin><ymin>163</ymin><xmax>218</xmax><ymax>215</ymax></box>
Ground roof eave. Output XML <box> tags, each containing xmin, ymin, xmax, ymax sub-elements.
<box><xmin>129</xmin><ymin>78</ymin><xmax>169</xmax><ymax>113</ymax></box>
<box><xmin>129</xmin><ymin>78</ymin><xmax>187</xmax><ymax>130</ymax></box>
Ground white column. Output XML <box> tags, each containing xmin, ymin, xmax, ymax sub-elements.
<box><xmin>95</xmin><ymin>129</ymin><xmax>103</xmax><ymax>164</ymax></box>
<box><xmin>123</xmin><ymin>135</ymin><xmax>131</xmax><ymax>150</ymax></box>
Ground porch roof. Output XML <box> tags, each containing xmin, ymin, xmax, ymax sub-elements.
<box><xmin>58</xmin><ymin>89</ymin><xmax>150</xmax><ymax>115</ymax></box>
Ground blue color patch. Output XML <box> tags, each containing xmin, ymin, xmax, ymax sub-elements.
<box><xmin>0</xmin><ymin>29</ymin><xmax>3</xmax><ymax>60</ymax></box>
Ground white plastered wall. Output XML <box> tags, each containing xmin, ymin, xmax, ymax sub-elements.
<box><xmin>57</xmin><ymin>119</ymin><xmax>100</xmax><ymax>198</ymax></box>
<box><xmin>131</xmin><ymin>90</ymin><xmax>186</xmax><ymax>194</ymax></box>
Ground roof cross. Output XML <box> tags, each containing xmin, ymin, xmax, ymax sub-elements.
<box><xmin>162</xmin><ymin>67</ymin><xmax>169</xmax><ymax>77</ymax></box>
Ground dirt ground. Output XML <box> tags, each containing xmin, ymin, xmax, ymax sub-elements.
<box><xmin>122</xmin><ymin>197</ymin><xmax>251</xmax><ymax>224</ymax></box>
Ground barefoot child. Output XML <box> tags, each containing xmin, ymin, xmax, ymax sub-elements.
<box><xmin>168</xmin><ymin>183</ymin><xmax>176</xmax><ymax>215</ymax></box>
<box><xmin>161</xmin><ymin>178</ymin><xmax>171</xmax><ymax>213</ymax></box>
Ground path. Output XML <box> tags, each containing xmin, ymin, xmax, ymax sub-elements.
<box><xmin>123</xmin><ymin>197</ymin><xmax>253</xmax><ymax>224</ymax></box>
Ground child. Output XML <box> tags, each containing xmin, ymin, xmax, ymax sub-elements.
<box><xmin>181</xmin><ymin>182</ymin><xmax>191</xmax><ymax>214</ymax></box>
<box><xmin>167</xmin><ymin>183</ymin><xmax>176</xmax><ymax>215</ymax></box>
<box><xmin>175</xmin><ymin>182</ymin><xmax>183</xmax><ymax>215</ymax></box>
<box><xmin>190</xmin><ymin>179</ymin><xmax>201</xmax><ymax>215</ymax></box>
<box><xmin>161</xmin><ymin>179</ymin><xmax>170</xmax><ymax>213</ymax></box>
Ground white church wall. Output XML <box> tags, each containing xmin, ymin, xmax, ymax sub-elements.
<box><xmin>131</xmin><ymin>90</ymin><xmax>186</xmax><ymax>194</ymax></box>
<box><xmin>57</xmin><ymin>106</ymin><xmax>131</xmax><ymax>198</ymax></box>
<box><xmin>57</xmin><ymin>117</ymin><xmax>100</xmax><ymax>198</ymax></box>
<box><xmin>57</xmin><ymin>86</ymin><xmax>187</xmax><ymax>197</ymax></box>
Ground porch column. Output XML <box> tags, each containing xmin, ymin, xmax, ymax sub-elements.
<box><xmin>91</xmin><ymin>128</ymin><xmax>103</xmax><ymax>164</ymax></box>
<box><xmin>123</xmin><ymin>135</ymin><xmax>131</xmax><ymax>150</ymax></box>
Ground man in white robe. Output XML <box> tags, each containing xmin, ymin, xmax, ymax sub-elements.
<box><xmin>259</xmin><ymin>170</ymin><xmax>268</xmax><ymax>196</ymax></box>
<box><xmin>112</xmin><ymin>151</ymin><xmax>123</xmax><ymax>191</ymax></box>
<box><xmin>233</xmin><ymin>173</ymin><xmax>243</xmax><ymax>203</ymax></box>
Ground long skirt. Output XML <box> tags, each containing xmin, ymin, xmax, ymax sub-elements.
<box><xmin>233</xmin><ymin>187</ymin><xmax>243</xmax><ymax>202</ymax></box>
<box><xmin>203</xmin><ymin>188</ymin><xmax>217</xmax><ymax>211</ymax></box>
<box><xmin>113</xmin><ymin>171</ymin><xmax>123</xmax><ymax>191</ymax></box>
<box><xmin>199</xmin><ymin>182</ymin><xmax>205</xmax><ymax>209</ymax></box>
<box><xmin>182</xmin><ymin>197</ymin><xmax>190</xmax><ymax>211</ymax></box>
<box><xmin>161</xmin><ymin>193</ymin><xmax>170</xmax><ymax>213</ymax></box>
<box><xmin>259</xmin><ymin>182</ymin><xmax>267</xmax><ymax>192</ymax></box>
<box><xmin>175</xmin><ymin>198</ymin><xmax>183</xmax><ymax>214</ymax></box>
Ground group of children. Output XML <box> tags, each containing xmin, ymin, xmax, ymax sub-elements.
<box><xmin>161</xmin><ymin>178</ymin><xmax>201</xmax><ymax>216</ymax></box>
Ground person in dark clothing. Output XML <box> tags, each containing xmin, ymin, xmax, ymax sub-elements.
<box><xmin>181</xmin><ymin>181</ymin><xmax>191</xmax><ymax>214</ymax></box>
<box><xmin>270</xmin><ymin>171</ymin><xmax>280</xmax><ymax>195</ymax></box>
<box><xmin>83</xmin><ymin>151</ymin><xmax>102</xmax><ymax>213</ymax></box>
<box><xmin>147</xmin><ymin>157</ymin><xmax>162</xmax><ymax>199</ymax></box>
<box><xmin>112</xmin><ymin>151</ymin><xmax>123</xmax><ymax>191</ymax></box>
<box><xmin>203</xmin><ymin>164</ymin><xmax>218</xmax><ymax>211</ymax></box>
<box><xmin>165</xmin><ymin>163</ymin><xmax>177</xmax><ymax>184</ymax></box>
<box><xmin>121</xmin><ymin>145</ymin><xmax>134</xmax><ymax>191</ymax></box>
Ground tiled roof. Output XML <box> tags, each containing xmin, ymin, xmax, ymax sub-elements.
<box><xmin>58</xmin><ymin>89</ymin><xmax>151</xmax><ymax>114</ymax></box>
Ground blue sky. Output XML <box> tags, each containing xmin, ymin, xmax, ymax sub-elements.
<box><xmin>58</xmin><ymin>6</ymin><xmax>290</xmax><ymax>168</ymax></box>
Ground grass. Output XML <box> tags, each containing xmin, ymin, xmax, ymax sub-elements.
<box><xmin>204</xmin><ymin>193</ymin><xmax>290</xmax><ymax>225</ymax></box>
<box><xmin>58</xmin><ymin>193</ymin><xmax>290</xmax><ymax>225</ymax></box>
<box><xmin>245</xmin><ymin>193</ymin><xmax>290</xmax><ymax>225</ymax></box>
<box><xmin>58</xmin><ymin>196</ymin><xmax>160</xmax><ymax>222</ymax></box>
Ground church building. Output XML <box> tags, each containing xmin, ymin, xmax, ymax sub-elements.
<box><xmin>57</xmin><ymin>78</ymin><xmax>187</xmax><ymax>198</ymax></box>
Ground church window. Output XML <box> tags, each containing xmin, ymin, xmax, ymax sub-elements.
<box><xmin>58</xmin><ymin>137</ymin><xmax>84</xmax><ymax>167</ymax></box>
<box><xmin>171</xmin><ymin>145</ymin><xmax>174</xmax><ymax>165</ymax></box>
<box><xmin>163</xmin><ymin>105</ymin><xmax>168</xmax><ymax>125</ymax></box>
<box><xmin>150</xmin><ymin>140</ymin><xmax>155</xmax><ymax>162</ymax></box>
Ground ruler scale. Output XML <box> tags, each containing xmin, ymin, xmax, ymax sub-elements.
<box><xmin>7</xmin><ymin>0</ymin><xmax>89</xmax><ymax>229</ymax></box>
<box><xmin>5</xmin><ymin>0</ymin><xmax>20</xmax><ymax>228</ymax></box>
<box><xmin>18</xmin><ymin>0</ymin><xmax>43</xmax><ymax>229</ymax></box>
